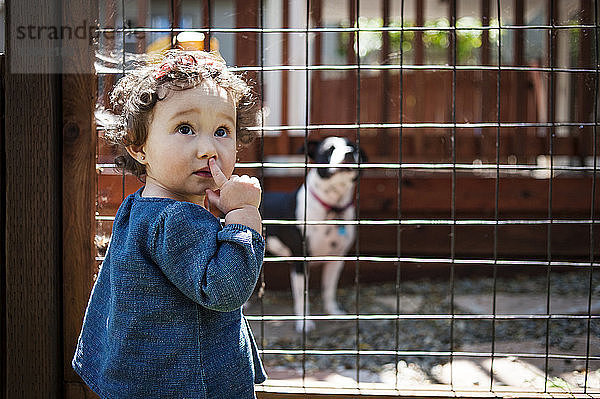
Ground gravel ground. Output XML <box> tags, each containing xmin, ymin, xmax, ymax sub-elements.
<box><xmin>246</xmin><ymin>271</ymin><xmax>600</xmax><ymax>388</ymax></box>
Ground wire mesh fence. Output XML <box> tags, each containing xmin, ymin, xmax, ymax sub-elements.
<box><xmin>93</xmin><ymin>0</ymin><xmax>599</xmax><ymax>396</ymax></box>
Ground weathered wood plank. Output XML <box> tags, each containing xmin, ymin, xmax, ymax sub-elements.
<box><xmin>96</xmin><ymin>173</ymin><xmax>600</xmax><ymax>217</ymax></box>
<box><xmin>94</xmin><ymin>172</ymin><xmax>600</xmax><ymax>286</ymax></box>
<box><xmin>5</xmin><ymin>1</ymin><xmax>62</xmax><ymax>396</ymax></box>
<box><xmin>60</xmin><ymin>0</ymin><xmax>98</xmax><ymax>396</ymax></box>
<box><xmin>62</xmin><ymin>0</ymin><xmax>98</xmax><ymax>399</ymax></box>
<box><xmin>0</xmin><ymin>53</ymin><xmax>6</xmax><ymax>399</ymax></box>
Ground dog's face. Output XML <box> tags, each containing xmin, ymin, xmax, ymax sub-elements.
<box><xmin>307</xmin><ymin>137</ymin><xmax>367</xmax><ymax>179</ymax></box>
<box><xmin>305</xmin><ymin>137</ymin><xmax>367</xmax><ymax>202</ymax></box>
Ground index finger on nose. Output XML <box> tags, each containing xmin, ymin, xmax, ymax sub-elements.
<box><xmin>209</xmin><ymin>158</ymin><xmax>228</xmax><ymax>188</ymax></box>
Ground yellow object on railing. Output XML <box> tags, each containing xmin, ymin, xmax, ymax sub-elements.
<box><xmin>146</xmin><ymin>31</ymin><xmax>221</xmax><ymax>58</ymax></box>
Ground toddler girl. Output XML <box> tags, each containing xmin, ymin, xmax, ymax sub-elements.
<box><xmin>72</xmin><ymin>50</ymin><xmax>266</xmax><ymax>398</ymax></box>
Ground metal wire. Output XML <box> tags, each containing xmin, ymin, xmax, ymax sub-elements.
<box><xmin>96</xmin><ymin>120</ymin><xmax>598</xmax><ymax>129</ymax></box>
<box><xmin>490</xmin><ymin>0</ymin><xmax>501</xmax><ymax>389</ymax></box>
<box><xmin>206</xmin><ymin>0</ymin><xmax>212</xmax><ymax>51</ymax></box>
<box><xmin>121</xmin><ymin>0</ymin><xmax>126</xmax><ymax>203</ymax></box>
<box><xmin>302</xmin><ymin>0</ymin><xmax>310</xmax><ymax>384</ymax></box>
<box><xmin>584</xmin><ymin>0</ymin><xmax>599</xmax><ymax>393</ymax></box>
<box><xmin>354</xmin><ymin>0</ymin><xmax>361</xmax><ymax>385</ymax></box>
<box><xmin>449</xmin><ymin>0</ymin><xmax>457</xmax><ymax>388</ymax></box>
<box><xmin>99</xmin><ymin>64</ymin><xmax>598</xmax><ymax>73</ymax></box>
<box><xmin>394</xmin><ymin>0</ymin><xmax>404</xmax><ymax>389</ymax></box>
<box><xmin>247</xmin><ymin>314</ymin><xmax>600</xmax><ymax>321</ymax></box>
<box><xmin>258</xmin><ymin>0</ymin><xmax>266</xmax><ymax>369</ymax></box>
<box><xmin>257</xmin><ymin>349</ymin><xmax>600</xmax><ymax>361</ymax></box>
<box><xmin>96</xmin><ymin>217</ymin><xmax>600</xmax><ymax>226</ymax></box>
<box><xmin>98</xmin><ymin>161</ymin><xmax>600</xmax><ymax>172</ymax></box>
<box><xmin>95</xmin><ymin>0</ymin><xmax>600</xmax><ymax>396</ymax></box>
<box><xmin>93</xmin><ymin>254</ymin><xmax>600</xmax><ymax>269</ymax></box>
<box><xmin>543</xmin><ymin>1</ymin><xmax>556</xmax><ymax>391</ymax></box>
<box><xmin>97</xmin><ymin>24</ymin><xmax>599</xmax><ymax>33</ymax></box>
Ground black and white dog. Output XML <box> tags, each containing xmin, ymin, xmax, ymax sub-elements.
<box><xmin>263</xmin><ymin>137</ymin><xmax>366</xmax><ymax>332</ymax></box>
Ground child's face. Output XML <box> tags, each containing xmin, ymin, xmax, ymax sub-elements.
<box><xmin>132</xmin><ymin>81</ymin><xmax>237</xmax><ymax>205</ymax></box>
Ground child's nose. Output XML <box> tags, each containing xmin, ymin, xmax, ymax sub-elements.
<box><xmin>197</xmin><ymin>136</ymin><xmax>217</xmax><ymax>159</ymax></box>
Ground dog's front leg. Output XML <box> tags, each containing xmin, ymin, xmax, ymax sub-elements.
<box><xmin>290</xmin><ymin>269</ymin><xmax>316</xmax><ymax>332</ymax></box>
<box><xmin>322</xmin><ymin>261</ymin><xmax>346</xmax><ymax>315</ymax></box>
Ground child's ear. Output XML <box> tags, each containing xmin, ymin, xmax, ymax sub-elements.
<box><xmin>126</xmin><ymin>144</ymin><xmax>147</xmax><ymax>164</ymax></box>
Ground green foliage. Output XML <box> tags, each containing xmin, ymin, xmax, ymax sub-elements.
<box><xmin>337</xmin><ymin>16</ymin><xmax>504</xmax><ymax>65</ymax></box>
<box><xmin>547</xmin><ymin>376</ymin><xmax>574</xmax><ymax>396</ymax></box>
<box><xmin>456</xmin><ymin>17</ymin><xmax>483</xmax><ymax>65</ymax></box>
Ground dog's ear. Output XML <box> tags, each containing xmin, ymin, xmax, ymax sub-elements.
<box><xmin>352</xmin><ymin>146</ymin><xmax>368</xmax><ymax>181</ymax></box>
<box><xmin>349</xmin><ymin>142</ymin><xmax>368</xmax><ymax>164</ymax></box>
<box><xmin>359</xmin><ymin>147</ymin><xmax>368</xmax><ymax>163</ymax></box>
<box><xmin>298</xmin><ymin>140</ymin><xmax>321</xmax><ymax>161</ymax></box>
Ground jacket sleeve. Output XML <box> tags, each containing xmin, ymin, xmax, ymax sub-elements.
<box><xmin>149</xmin><ymin>201</ymin><xmax>265</xmax><ymax>312</ymax></box>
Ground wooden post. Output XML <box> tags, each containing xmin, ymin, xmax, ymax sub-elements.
<box><xmin>100</xmin><ymin>0</ymin><xmax>117</xmax><ymax>109</ymax></box>
<box><xmin>281</xmin><ymin>0</ymin><xmax>289</xmax><ymax>125</ymax></box>
<box><xmin>548</xmin><ymin>0</ymin><xmax>557</xmax><ymax>154</ymax></box>
<box><xmin>577</xmin><ymin>0</ymin><xmax>593</xmax><ymax>164</ymax></box>
<box><xmin>277</xmin><ymin>0</ymin><xmax>291</xmax><ymax>155</ymax></box>
<box><xmin>235</xmin><ymin>0</ymin><xmax>260</xmax><ymax>161</ymax></box>
<box><xmin>236</xmin><ymin>0</ymin><xmax>259</xmax><ymax>70</ymax></box>
<box><xmin>4</xmin><ymin>0</ymin><xmax>63</xmax><ymax>396</ymax></box>
<box><xmin>414</xmin><ymin>0</ymin><xmax>425</xmax><ymax>160</ymax></box>
<box><xmin>136</xmin><ymin>0</ymin><xmax>148</xmax><ymax>53</ymax></box>
<box><xmin>312</xmin><ymin>0</ymin><xmax>323</xmax><ymax>137</ymax></box>
<box><xmin>170</xmin><ymin>0</ymin><xmax>182</xmax><ymax>45</ymax></box>
<box><xmin>449</xmin><ymin>0</ymin><xmax>456</xmax><ymax>164</ymax></box>
<box><xmin>481</xmin><ymin>0</ymin><xmax>491</xmax><ymax>122</ymax></box>
<box><xmin>481</xmin><ymin>0</ymin><xmax>490</xmax><ymax>67</ymax></box>
<box><xmin>0</xmin><ymin>54</ymin><xmax>5</xmax><ymax>399</ymax></box>
<box><xmin>480</xmin><ymin>0</ymin><xmax>491</xmax><ymax>159</ymax></box>
<box><xmin>347</xmin><ymin>0</ymin><xmax>356</xmax><ymax>66</ymax></box>
<box><xmin>415</xmin><ymin>0</ymin><xmax>424</xmax><ymax>65</ymax></box>
<box><xmin>449</xmin><ymin>0</ymin><xmax>456</xmax><ymax>67</ymax></box>
<box><xmin>380</xmin><ymin>0</ymin><xmax>391</xmax><ymax>156</ymax></box>
<box><xmin>348</xmin><ymin>0</ymin><xmax>357</xmax><ymax>131</ymax></box>
<box><xmin>204</xmin><ymin>0</ymin><xmax>211</xmax><ymax>51</ymax></box>
<box><xmin>514</xmin><ymin>0</ymin><xmax>526</xmax><ymax>162</ymax></box>
<box><xmin>61</xmin><ymin>0</ymin><xmax>99</xmax><ymax>396</ymax></box>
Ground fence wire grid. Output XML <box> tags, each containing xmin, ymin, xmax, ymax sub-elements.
<box><xmin>93</xmin><ymin>0</ymin><xmax>599</xmax><ymax>397</ymax></box>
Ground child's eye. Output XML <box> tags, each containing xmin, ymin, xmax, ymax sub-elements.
<box><xmin>177</xmin><ymin>124</ymin><xmax>194</xmax><ymax>135</ymax></box>
<box><xmin>214</xmin><ymin>127</ymin><xmax>229</xmax><ymax>137</ymax></box>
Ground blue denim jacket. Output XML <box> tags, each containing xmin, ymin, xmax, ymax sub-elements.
<box><xmin>72</xmin><ymin>187</ymin><xmax>267</xmax><ymax>398</ymax></box>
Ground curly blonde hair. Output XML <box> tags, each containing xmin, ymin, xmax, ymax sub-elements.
<box><xmin>101</xmin><ymin>49</ymin><xmax>260</xmax><ymax>179</ymax></box>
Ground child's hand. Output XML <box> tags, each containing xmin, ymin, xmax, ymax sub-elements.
<box><xmin>205</xmin><ymin>158</ymin><xmax>262</xmax><ymax>214</ymax></box>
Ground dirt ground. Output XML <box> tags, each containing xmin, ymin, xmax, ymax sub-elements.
<box><xmin>245</xmin><ymin>272</ymin><xmax>600</xmax><ymax>395</ymax></box>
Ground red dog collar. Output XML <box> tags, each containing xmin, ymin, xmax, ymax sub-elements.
<box><xmin>308</xmin><ymin>187</ymin><xmax>354</xmax><ymax>214</ymax></box>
